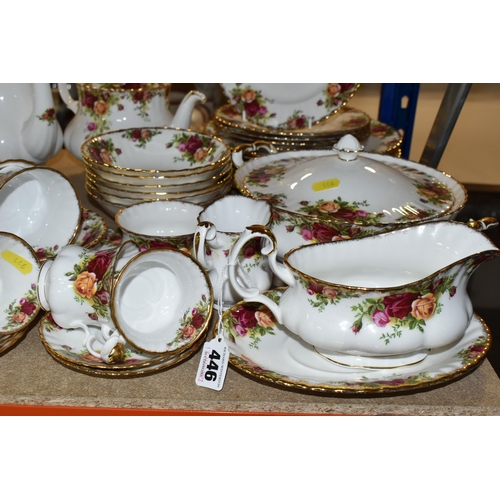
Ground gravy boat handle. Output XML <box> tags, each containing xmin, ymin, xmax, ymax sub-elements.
<box><xmin>227</xmin><ymin>224</ymin><xmax>293</xmax><ymax>323</ymax></box>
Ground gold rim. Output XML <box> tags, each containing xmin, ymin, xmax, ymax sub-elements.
<box><xmin>81</xmin><ymin>127</ymin><xmax>232</xmax><ymax>176</ymax></box>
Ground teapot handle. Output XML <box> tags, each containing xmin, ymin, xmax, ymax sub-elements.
<box><xmin>227</xmin><ymin>224</ymin><xmax>294</xmax><ymax>323</ymax></box>
<box><xmin>57</xmin><ymin>83</ymin><xmax>79</xmax><ymax>114</ymax></box>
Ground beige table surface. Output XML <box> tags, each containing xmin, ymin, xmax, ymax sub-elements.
<box><xmin>1</xmin><ymin>149</ymin><xmax>500</xmax><ymax>416</ymax></box>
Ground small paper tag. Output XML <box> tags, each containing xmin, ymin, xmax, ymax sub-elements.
<box><xmin>312</xmin><ymin>178</ymin><xmax>340</xmax><ymax>192</ymax></box>
<box><xmin>195</xmin><ymin>337</ymin><xmax>229</xmax><ymax>391</ymax></box>
<box><xmin>1</xmin><ymin>250</ymin><xmax>33</xmax><ymax>275</ymax></box>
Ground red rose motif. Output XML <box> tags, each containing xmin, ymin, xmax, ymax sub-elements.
<box><xmin>87</xmin><ymin>250</ymin><xmax>114</xmax><ymax>281</ymax></box>
<box><xmin>20</xmin><ymin>298</ymin><xmax>36</xmax><ymax>315</ymax></box>
<box><xmin>231</xmin><ymin>305</ymin><xmax>258</xmax><ymax>336</ymax></box>
<box><xmin>382</xmin><ymin>293</ymin><xmax>419</xmax><ymax>320</ymax></box>
<box><xmin>244</xmin><ymin>100</ymin><xmax>260</xmax><ymax>117</ymax></box>
<box><xmin>191</xmin><ymin>313</ymin><xmax>205</xmax><ymax>329</ymax></box>
<box><xmin>311</xmin><ymin>222</ymin><xmax>340</xmax><ymax>242</ymax></box>
<box><xmin>186</xmin><ymin>135</ymin><xmax>204</xmax><ymax>154</ymax></box>
<box><xmin>82</xmin><ymin>91</ymin><xmax>97</xmax><ymax>109</ymax></box>
<box><xmin>149</xmin><ymin>240</ymin><xmax>176</xmax><ymax>250</ymax></box>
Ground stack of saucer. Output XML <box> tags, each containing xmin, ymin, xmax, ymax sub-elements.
<box><xmin>81</xmin><ymin>127</ymin><xmax>234</xmax><ymax>217</ymax></box>
<box><xmin>207</xmin><ymin>105</ymin><xmax>402</xmax><ymax>158</ymax></box>
<box><xmin>37</xmin><ymin>232</ymin><xmax>214</xmax><ymax>377</ymax></box>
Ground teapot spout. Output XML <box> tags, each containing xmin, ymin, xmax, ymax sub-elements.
<box><xmin>21</xmin><ymin>83</ymin><xmax>63</xmax><ymax>162</ymax></box>
<box><xmin>170</xmin><ymin>90</ymin><xmax>206</xmax><ymax>129</ymax></box>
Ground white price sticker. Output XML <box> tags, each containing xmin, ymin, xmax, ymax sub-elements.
<box><xmin>195</xmin><ymin>337</ymin><xmax>229</xmax><ymax>391</ymax></box>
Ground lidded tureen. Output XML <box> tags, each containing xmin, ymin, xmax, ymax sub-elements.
<box><xmin>233</xmin><ymin>134</ymin><xmax>467</xmax><ymax>259</ymax></box>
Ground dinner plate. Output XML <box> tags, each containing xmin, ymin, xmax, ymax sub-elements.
<box><xmin>73</xmin><ymin>208</ymin><xmax>107</xmax><ymax>248</ymax></box>
<box><xmin>220</xmin><ymin>84</ymin><xmax>360</xmax><ymax>129</ymax></box>
<box><xmin>217</xmin><ymin>289</ymin><xmax>490</xmax><ymax>395</ymax></box>
<box><xmin>39</xmin><ymin>313</ymin><xmax>205</xmax><ymax>378</ymax></box>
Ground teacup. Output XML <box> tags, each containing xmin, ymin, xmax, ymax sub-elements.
<box><xmin>227</xmin><ymin>220</ymin><xmax>500</xmax><ymax>368</ymax></box>
<box><xmin>37</xmin><ymin>241</ymin><xmax>140</xmax><ymax>354</ymax></box>
<box><xmin>0</xmin><ymin>166</ymin><xmax>82</xmax><ymax>259</ymax></box>
<box><xmin>193</xmin><ymin>194</ymin><xmax>274</xmax><ymax>308</ymax></box>
<box><xmin>115</xmin><ymin>200</ymin><xmax>203</xmax><ymax>253</ymax></box>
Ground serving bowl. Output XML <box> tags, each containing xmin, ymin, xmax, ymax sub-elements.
<box><xmin>233</xmin><ymin>135</ymin><xmax>467</xmax><ymax>260</ymax></box>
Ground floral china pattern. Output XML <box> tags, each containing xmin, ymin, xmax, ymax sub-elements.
<box><xmin>301</xmin><ymin>272</ymin><xmax>458</xmax><ymax>345</ymax></box>
<box><xmin>77</xmin><ymin>84</ymin><xmax>166</xmax><ymax>140</ymax></box>
<box><xmin>35</xmin><ymin>244</ymin><xmax>60</xmax><ymax>261</ymax></box>
<box><xmin>65</xmin><ymin>248</ymin><xmax>117</xmax><ymax>322</ymax></box>
<box><xmin>223</xmin><ymin>289</ymin><xmax>281</xmax><ymax>349</ymax></box>
<box><xmin>205</xmin><ymin>234</ymin><xmax>266</xmax><ymax>273</ymax></box>
<box><xmin>87</xmin><ymin>138</ymin><xmax>119</xmax><ymax>165</ymax></box>
<box><xmin>317</xmin><ymin>83</ymin><xmax>357</xmax><ymax>112</ymax></box>
<box><xmin>121</xmin><ymin>128</ymin><xmax>161</xmax><ymax>149</ymax></box>
<box><xmin>2</xmin><ymin>284</ymin><xmax>38</xmax><ymax>332</ymax></box>
<box><xmin>220</xmin><ymin>288</ymin><xmax>490</xmax><ymax>394</ymax></box>
<box><xmin>36</xmin><ymin>108</ymin><xmax>57</xmax><ymax>125</ymax></box>
<box><xmin>166</xmin><ymin>132</ymin><xmax>219</xmax><ymax>165</ymax></box>
<box><xmin>228</xmin><ymin>85</ymin><xmax>275</xmax><ymax>126</ymax></box>
<box><xmin>128</xmin><ymin>234</ymin><xmax>194</xmax><ymax>254</ymax></box>
<box><xmin>168</xmin><ymin>294</ymin><xmax>211</xmax><ymax>349</ymax></box>
<box><xmin>74</xmin><ymin>209</ymin><xmax>106</xmax><ymax>248</ymax></box>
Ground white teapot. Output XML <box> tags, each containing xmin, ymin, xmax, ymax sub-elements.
<box><xmin>0</xmin><ymin>83</ymin><xmax>63</xmax><ymax>163</ymax></box>
<box><xmin>58</xmin><ymin>83</ymin><xmax>206</xmax><ymax>159</ymax></box>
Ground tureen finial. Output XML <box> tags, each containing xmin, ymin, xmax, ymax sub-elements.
<box><xmin>334</xmin><ymin>134</ymin><xmax>364</xmax><ymax>161</ymax></box>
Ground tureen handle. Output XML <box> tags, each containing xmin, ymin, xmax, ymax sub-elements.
<box><xmin>231</xmin><ymin>142</ymin><xmax>278</xmax><ymax>168</ymax></box>
<box><xmin>227</xmin><ymin>224</ymin><xmax>294</xmax><ymax>323</ymax></box>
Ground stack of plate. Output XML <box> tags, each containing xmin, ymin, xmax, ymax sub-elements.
<box><xmin>81</xmin><ymin>127</ymin><xmax>234</xmax><ymax>217</ymax></box>
<box><xmin>208</xmin><ymin>83</ymin><xmax>402</xmax><ymax>157</ymax></box>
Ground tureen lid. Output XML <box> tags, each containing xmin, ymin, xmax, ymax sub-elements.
<box><xmin>237</xmin><ymin>135</ymin><xmax>455</xmax><ymax>225</ymax></box>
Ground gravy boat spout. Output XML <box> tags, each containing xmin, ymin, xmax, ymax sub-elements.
<box><xmin>228</xmin><ymin>219</ymin><xmax>500</xmax><ymax>366</ymax></box>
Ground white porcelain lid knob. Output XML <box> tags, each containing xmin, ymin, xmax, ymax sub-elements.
<box><xmin>334</xmin><ymin>134</ymin><xmax>364</xmax><ymax>161</ymax></box>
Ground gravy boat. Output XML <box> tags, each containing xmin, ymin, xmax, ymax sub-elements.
<box><xmin>228</xmin><ymin>218</ymin><xmax>500</xmax><ymax>368</ymax></box>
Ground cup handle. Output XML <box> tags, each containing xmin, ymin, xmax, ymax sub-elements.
<box><xmin>227</xmin><ymin>224</ymin><xmax>293</xmax><ymax>323</ymax></box>
<box><xmin>86</xmin><ymin>331</ymin><xmax>125</xmax><ymax>364</ymax></box>
<box><xmin>232</xmin><ymin>142</ymin><xmax>277</xmax><ymax>168</ymax></box>
<box><xmin>193</xmin><ymin>221</ymin><xmax>220</xmax><ymax>270</ymax></box>
<box><xmin>105</xmin><ymin>240</ymin><xmax>140</xmax><ymax>296</ymax></box>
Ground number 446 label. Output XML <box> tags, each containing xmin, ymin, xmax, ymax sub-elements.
<box><xmin>195</xmin><ymin>338</ymin><xmax>229</xmax><ymax>391</ymax></box>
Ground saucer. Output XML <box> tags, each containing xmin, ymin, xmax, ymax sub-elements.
<box><xmin>0</xmin><ymin>326</ymin><xmax>29</xmax><ymax>356</ymax></box>
<box><xmin>39</xmin><ymin>313</ymin><xmax>205</xmax><ymax>378</ymax></box>
<box><xmin>218</xmin><ymin>289</ymin><xmax>490</xmax><ymax>395</ymax></box>
<box><xmin>73</xmin><ymin>208</ymin><xmax>107</xmax><ymax>248</ymax></box>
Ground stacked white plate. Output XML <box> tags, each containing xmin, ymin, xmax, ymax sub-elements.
<box><xmin>81</xmin><ymin>126</ymin><xmax>234</xmax><ymax>217</ymax></box>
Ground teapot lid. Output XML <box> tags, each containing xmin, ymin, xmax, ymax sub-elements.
<box><xmin>237</xmin><ymin>134</ymin><xmax>455</xmax><ymax>225</ymax></box>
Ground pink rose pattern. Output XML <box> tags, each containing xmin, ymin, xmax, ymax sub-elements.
<box><xmin>166</xmin><ymin>132</ymin><xmax>218</xmax><ymax>166</ymax></box>
<box><xmin>37</xmin><ymin>108</ymin><xmax>56</xmax><ymax>125</ymax></box>
<box><xmin>3</xmin><ymin>284</ymin><xmax>39</xmax><ymax>331</ymax></box>
<box><xmin>223</xmin><ymin>290</ymin><xmax>280</xmax><ymax>349</ymax></box>
<box><xmin>168</xmin><ymin>294</ymin><xmax>211</xmax><ymax>349</ymax></box>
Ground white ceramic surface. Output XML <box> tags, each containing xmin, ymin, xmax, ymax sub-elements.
<box><xmin>115</xmin><ymin>200</ymin><xmax>203</xmax><ymax>253</ymax></box>
<box><xmin>233</xmin><ymin>137</ymin><xmax>467</xmax><ymax>260</ymax></box>
<box><xmin>37</xmin><ymin>241</ymin><xmax>140</xmax><ymax>342</ymax></box>
<box><xmin>220</xmin><ymin>84</ymin><xmax>359</xmax><ymax>129</ymax></box>
<box><xmin>0</xmin><ymin>166</ymin><xmax>82</xmax><ymax>259</ymax></box>
<box><xmin>227</xmin><ymin>220</ymin><xmax>499</xmax><ymax>362</ymax></box>
<box><xmin>194</xmin><ymin>195</ymin><xmax>274</xmax><ymax>308</ymax></box>
<box><xmin>0</xmin><ymin>83</ymin><xmax>63</xmax><ymax>163</ymax></box>
<box><xmin>219</xmin><ymin>288</ymin><xmax>491</xmax><ymax>394</ymax></box>
<box><xmin>59</xmin><ymin>84</ymin><xmax>205</xmax><ymax>159</ymax></box>
<box><xmin>0</xmin><ymin>232</ymin><xmax>41</xmax><ymax>335</ymax></box>
<box><xmin>111</xmin><ymin>247</ymin><xmax>213</xmax><ymax>353</ymax></box>
<box><xmin>81</xmin><ymin>126</ymin><xmax>230</xmax><ymax>174</ymax></box>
